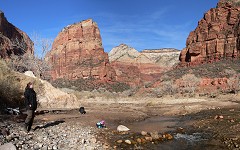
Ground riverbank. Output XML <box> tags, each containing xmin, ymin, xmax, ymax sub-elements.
<box><xmin>0</xmin><ymin>95</ymin><xmax>239</xmax><ymax>149</ymax></box>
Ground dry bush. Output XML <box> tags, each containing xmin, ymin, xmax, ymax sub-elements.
<box><xmin>52</xmin><ymin>78</ymin><xmax>130</xmax><ymax>93</ymax></box>
<box><xmin>152</xmin><ymin>81</ymin><xmax>177</xmax><ymax>97</ymax></box>
<box><xmin>0</xmin><ymin>59</ymin><xmax>44</xmax><ymax>110</ymax></box>
<box><xmin>0</xmin><ymin>59</ymin><xmax>24</xmax><ymax>109</ymax></box>
<box><xmin>6</xmin><ymin>52</ymin><xmax>52</xmax><ymax>80</ymax></box>
<box><xmin>227</xmin><ymin>74</ymin><xmax>240</xmax><ymax>93</ymax></box>
<box><xmin>176</xmin><ymin>74</ymin><xmax>200</xmax><ymax>95</ymax></box>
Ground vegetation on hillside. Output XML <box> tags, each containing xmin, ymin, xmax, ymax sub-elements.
<box><xmin>144</xmin><ymin>59</ymin><xmax>240</xmax><ymax>98</ymax></box>
<box><xmin>52</xmin><ymin>78</ymin><xmax>130</xmax><ymax>93</ymax></box>
<box><xmin>0</xmin><ymin>59</ymin><xmax>44</xmax><ymax>111</ymax></box>
<box><xmin>6</xmin><ymin>53</ymin><xmax>51</xmax><ymax>80</ymax></box>
<box><xmin>0</xmin><ymin>59</ymin><xmax>24</xmax><ymax>109</ymax></box>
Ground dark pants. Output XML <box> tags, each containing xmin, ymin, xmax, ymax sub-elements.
<box><xmin>25</xmin><ymin>109</ymin><xmax>35</xmax><ymax>132</ymax></box>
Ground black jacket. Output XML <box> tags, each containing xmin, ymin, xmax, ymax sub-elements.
<box><xmin>24</xmin><ymin>88</ymin><xmax>37</xmax><ymax>110</ymax></box>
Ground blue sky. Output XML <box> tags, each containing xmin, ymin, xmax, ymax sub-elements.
<box><xmin>0</xmin><ymin>0</ymin><xmax>218</xmax><ymax>55</ymax></box>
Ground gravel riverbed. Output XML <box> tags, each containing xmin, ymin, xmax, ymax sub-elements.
<box><xmin>0</xmin><ymin>119</ymin><xmax>107</xmax><ymax>150</ymax></box>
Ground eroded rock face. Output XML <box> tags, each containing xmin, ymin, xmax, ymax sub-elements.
<box><xmin>45</xmin><ymin>19</ymin><xmax>116</xmax><ymax>81</ymax></box>
<box><xmin>0</xmin><ymin>11</ymin><xmax>33</xmax><ymax>58</ymax></box>
<box><xmin>109</xmin><ymin>44</ymin><xmax>180</xmax><ymax>86</ymax></box>
<box><xmin>180</xmin><ymin>0</ymin><xmax>240</xmax><ymax>66</ymax></box>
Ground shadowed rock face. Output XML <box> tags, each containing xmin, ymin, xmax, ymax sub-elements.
<box><xmin>45</xmin><ymin>19</ymin><xmax>116</xmax><ymax>81</ymax></box>
<box><xmin>0</xmin><ymin>11</ymin><xmax>33</xmax><ymax>58</ymax></box>
<box><xmin>180</xmin><ymin>0</ymin><xmax>240</xmax><ymax>66</ymax></box>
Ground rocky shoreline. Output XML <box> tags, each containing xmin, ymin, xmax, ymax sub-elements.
<box><xmin>1</xmin><ymin>96</ymin><xmax>239</xmax><ymax>150</ymax></box>
<box><xmin>0</xmin><ymin>118</ymin><xmax>106</xmax><ymax>150</ymax></box>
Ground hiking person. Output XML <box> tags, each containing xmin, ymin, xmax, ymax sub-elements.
<box><xmin>24</xmin><ymin>82</ymin><xmax>37</xmax><ymax>132</ymax></box>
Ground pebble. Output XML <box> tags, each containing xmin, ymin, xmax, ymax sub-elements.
<box><xmin>116</xmin><ymin>140</ymin><xmax>123</xmax><ymax>144</ymax></box>
<box><xmin>117</xmin><ymin>125</ymin><xmax>130</xmax><ymax>132</ymax></box>
<box><xmin>125</xmin><ymin>140</ymin><xmax>132</xmax><ymax>145</ymax></box>
<box><xmin>150</xmin><ymin>131</ymin><xmax>160</xmax><ymax>140</ymax></box>
<box><xmin>136</xmin><ymin>138</ymin><xmax>142</xmax><ymax>143</ymax></box>
<box><xmin>53</xmin><ymin>145</ymin><xmax>58</xmax><ymax>149</ymax></box>
<box><xmin>141</xmin><ymin>131</ymin><xmax>148</xmax><ymax>136</ymax></box>
<box><xmin>145</xmin><ymin>136</ymin><xmax>153</xmax><ymax>142</ymax></box>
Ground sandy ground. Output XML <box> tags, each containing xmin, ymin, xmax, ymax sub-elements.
<box><xmin>35</xmin><ymin>94</ymin><xmax>239</xmax><ymax>128</ymax></box>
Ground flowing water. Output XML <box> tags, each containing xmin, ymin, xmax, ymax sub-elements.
<box><xmin>110</xmin><ymin>116</ymin><xmax>220</xmax><ymax>150</ymax></box>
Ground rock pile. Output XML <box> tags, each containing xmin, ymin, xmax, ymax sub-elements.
<box><xmin>113</xmin><ymin>130</ymin><xmax>173</xmax><ymax>149</ymax></box>
<box><xmin>0</xmin><ymin>120</ymin><xmax>105</xmax><ymax>150</ymax></box>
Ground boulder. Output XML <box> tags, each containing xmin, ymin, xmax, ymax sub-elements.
<box><xmin>37</xmin><ymin>79</ymin><xmax>78</xmax><ymax>109</ymax></box>
<box><xmin>21</xmin><ymin>71</ymin><xmax>79</xmax><ymax>109</ymax></box>
<box><xmin>24</xmin><ymin>71</ymin><xmax>36</xmax><ymax>78</ymax></box>
<box><xmin>117</xmin><ymin>125</ymin><xmax>130</xmax><ymax>132</ymax></box>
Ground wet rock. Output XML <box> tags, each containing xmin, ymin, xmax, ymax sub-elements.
<box><xmin>116</xmin><ymin>140</ymin><xmax>123</xmax><ymax>144</ymax></box>
<box><xmin>150</xmin><ymin>132</ymin><xmax>160</xmax><ymax>140</ymax></box>
<box><xmin>136</xmin><ymin>138</ymin><xmax>142</xmax><ymax>143</ymax></box>
<box><xmin>141</xmin><ymin>138</ymin><xmax>147</xmax><ymax>144</ymax></box>
<box><xmin>141</xmin><ymin>131</ymin><xmax>148</xmax><ymax>136</ymax></box>
<box><xmin>145</xmin><ymin>136</ymin><xmax>153</xmax><ymax>142</ymax></box>
<box><xmin>163</xmin><ymin>133</ymin><xmax>173</xmax><ymax>140</ymax></box>
<box><xmin>125</xmin><ymin>140</ymin><xmax>132</xmax><ymax>145</ymax></box>
<box><xmin>117</xmin><ymin>125</ymin><xmax>130</xmax><ymax>132</ymax></box>
<box><xmin>214</xmin><ymin>115</ymin><xmax>224</xmax><ymax>119</ymax></box>
<box><xmin>176</xmin><ymin>127</ymin><xmax>185</xmax><ymax>133</ymax></box>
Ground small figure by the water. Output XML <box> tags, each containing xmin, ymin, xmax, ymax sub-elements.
<box><xmin>24</xmin><ymin>82</ymin><xmax>37</xmax><ymax>132</ymax></box>
<box><xmin>96</xmin><ymin>120</ymin><xmax>106</xmax><ymax>128</ymax></box>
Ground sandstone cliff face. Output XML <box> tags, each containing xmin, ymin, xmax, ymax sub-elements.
<box><xmin>109</xmin><ymin>44</ymin><xmax>180</xmax><ymax>67</ymax></box>
<box><xmin>109</xmin><ymin>44</ymin><xmax>180</xmax><ymax>86</ymax></box>
<box><xmin>180</xmin><ymin>0</ymin><xmax>240</xmax><ymax>65</ymax></box>
<box><xmin>0</xmin><ymin>11</ymin><xmax>33</xmax><ymax>58</ymax></box>
<box><xmin>45</xmin><ymin>19</ymin><xmax>116</xmax><ymax>81</ymax></box>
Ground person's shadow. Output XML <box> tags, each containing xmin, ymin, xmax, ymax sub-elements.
<box><xmin>33</xmin><ymin>120</ymin><xmax>65</xmax><ymax>131</ymax></box>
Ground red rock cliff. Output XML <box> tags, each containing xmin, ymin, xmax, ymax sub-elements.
<box><xmin>45</xmin><ymin>19</ymin><xmax>116</xmax><ymax>81</ymax></box>
<box><xmin>180</xmin><ymin>0</ymin><xmax>240</xmax><ymax>65</ymax></box>
<box><xmin>0</xmin><ymin>11</ymin><xmax>33</xmax><ymax>58</ymax></box>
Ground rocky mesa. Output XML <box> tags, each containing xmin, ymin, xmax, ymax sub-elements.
<box><xmin>180</xmin><ymin>0</ymin><xmax>240</xmax><ymax>66</ymax></box>
<box><xmin>45</xmin><ymin>19</ymin><xmax>116</xmax><ymax>81</ymax></box>
<box><xmin>109</xmin><ymin>44</ymin><xmax>180</xmax><ymax>86</ymax></box>
<box><xmin>0</xmin><ymin>11</ymin><xmax>33</xmax><ymax>58</ymax></box>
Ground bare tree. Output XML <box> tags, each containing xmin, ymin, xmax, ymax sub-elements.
<box><xmin>31</xmin><ymin>32</ymin><xmax>53</xmax><ymax>59</ymax></box>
